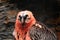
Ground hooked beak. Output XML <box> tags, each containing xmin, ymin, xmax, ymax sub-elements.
<box><xmin>19</xmin><ymin>16</ymin><xmax>25</xmax><ymax>26</ymax></box>
<box><xmin>19</xmin><ymin>15</ymin><xmax>28</xmax><ymax>26</ymax></box>
<box><xmin>21</xmin><ymin>17</ymin><xmax>24</xmax><ymax>23</ymax></box>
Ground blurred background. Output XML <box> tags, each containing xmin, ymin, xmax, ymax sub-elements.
<box><xmin>0</xmin><ymin>0</ymin><xmax>60</xmax><ymax>40</ymax></box>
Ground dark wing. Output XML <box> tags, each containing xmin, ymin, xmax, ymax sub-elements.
<box><xmin>29</xmin><ymin>22</ymin><xmax>57</xmax><ymax>40</ymax></box>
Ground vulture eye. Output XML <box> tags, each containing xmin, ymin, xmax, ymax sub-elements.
<box><xmin>19</xmin><ymin>15</ymin><xmax>22</xmax><ymax>20</ymax></box>
<box><xmin>19</xmin><ymin>16</ymin><xmax>22</xmax><ymax>18</ymax></box>
<box><xmin>25</xmin><ymin>15</ymin><xmax>28</xmax><ymax>18</ymax></box>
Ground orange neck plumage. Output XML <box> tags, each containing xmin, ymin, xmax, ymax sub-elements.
<box><xmin>15</xmin><ymin>19</ymin><xmax>36</xmax><ymax>38</ymax></box>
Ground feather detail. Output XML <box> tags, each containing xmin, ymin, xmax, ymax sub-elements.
<box><xmin>13</xmin><ymin>10</ymin><xmax>36</xmax><ymax>40</ymax></box>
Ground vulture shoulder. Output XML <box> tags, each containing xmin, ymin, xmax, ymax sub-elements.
<box><xmin>29</xmin><ymin>22</ymin><xmax>57</xmax><ymax>40</ymax></box>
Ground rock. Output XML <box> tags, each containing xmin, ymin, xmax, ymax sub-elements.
<box><xmin>0</xmin><ymin>3</ymin><xmax>16</xmax><ymax>40</ymax></box>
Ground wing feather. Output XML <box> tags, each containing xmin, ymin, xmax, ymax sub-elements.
<box><xmin>29</xmin><ymin>22</ymin><xmax>57</xmax><ymax>40</ymax></box>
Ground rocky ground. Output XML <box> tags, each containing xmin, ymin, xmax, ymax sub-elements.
<box><xmin>0</xmin><ymin>3</ymin><xmax>17</xmax><ymax>40</ymax></box>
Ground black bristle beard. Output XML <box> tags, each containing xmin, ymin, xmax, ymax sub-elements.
<box><xmin>22</xmin><ymin>22</ymin><xmax>26</xmax><ymax>27</ymax></box>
